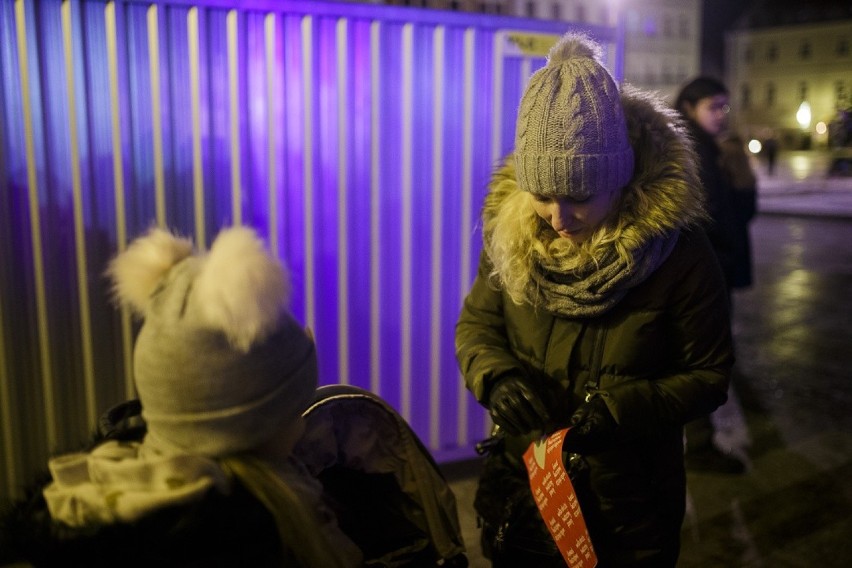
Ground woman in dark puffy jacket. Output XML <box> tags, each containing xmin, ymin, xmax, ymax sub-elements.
<box><xmin>455</xmin><ymin>33</ymin><xmax>733</xmax><ymax>567</ymax></box>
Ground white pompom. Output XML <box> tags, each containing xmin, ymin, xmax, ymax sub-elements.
<box><xmin>547</xmin><ymin>32</ymin><xmax>603</xmax><ymax>66</ymax></box>
<box><xmin>107</xmin><ymin>227</ymin><xmax>194</xmax><ymax>316</ymax></box>
<box><xmin>193</xmin><ymin>226</ymin><xmax>290</xmax><ymax>352</ymax></box>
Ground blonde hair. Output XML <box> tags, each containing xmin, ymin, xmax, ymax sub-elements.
<box><xmin>221</xmin><ymin>455</ymin><xmax>356</xmax><ymax>568</ymax></box>
<box><xmin>483</xmin><ymin>188</ymin><xmax>638</xmax><ymax>307</ymax></box>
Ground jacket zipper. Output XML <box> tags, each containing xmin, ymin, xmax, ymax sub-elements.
<box><xmin>584</xmin><ymin>325</ymin><xmax>607</xmax><ymax>401</ymax></box>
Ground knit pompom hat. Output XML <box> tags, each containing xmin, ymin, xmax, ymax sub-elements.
<box><xmin>514</xmin><ymin>32</ymin><xmax>634</xmax><ymax>199</ymax></box>
<box><xmin>107</xmin><ymin>226</ymin><xmax>317</xmax><ymax>458</ymax></box>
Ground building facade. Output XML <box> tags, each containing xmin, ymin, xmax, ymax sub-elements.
<box><xmin>726</xmin><ymin>19</ymin><xmax>852</xmax><ymax>150</ymax></box>
<box><xmin>371</xmin><ymin>0</ymin><xmax>703</xmax><ymax>102</ymax></box>
<box><xmin>614</xmin><ymin>0</ymin><xmax>701</xmax><ymax>101</ymax></box>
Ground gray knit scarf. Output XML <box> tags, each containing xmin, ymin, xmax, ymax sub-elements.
<box><xmin>527</xmin><ymin>230</ymin><xmax>680</xmax><ymax>317</ymax></box>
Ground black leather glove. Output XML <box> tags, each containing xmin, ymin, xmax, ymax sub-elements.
<box><xmin>562</xmin><ymin>396</ymin><xmax>618</xmax><ymax>454</ymax></box>
<box><xmin>487</xmin><ymin>375</ymin><xmax>551</xmax><ymax>436</ymax></box>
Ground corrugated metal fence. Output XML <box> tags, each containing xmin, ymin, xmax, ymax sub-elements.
<box><xmin>0</xmin><ymin>0</ymin><xmax>620</xmax><ymax>501</ymax></box>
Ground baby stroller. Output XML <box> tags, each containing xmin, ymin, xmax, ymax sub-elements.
<box><xmin>1</xmin><ymin>386</ymin><xmax>468</xmax><ymax>567</ymax></box>
<box><xmin>293</xmin><ymin>385</ymin><xmax>468</xmax><ymax>567</ymax></box>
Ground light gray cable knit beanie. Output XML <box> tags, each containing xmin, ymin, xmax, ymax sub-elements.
<box><xmin>514</xmin><ymin>32</ymin><xmax>634</xmax><ymax>199</ymax></box>
<box><xmin>107</xmin><ymin>226</ymin><xmax>317</xmax><ymax>458</ymax></box>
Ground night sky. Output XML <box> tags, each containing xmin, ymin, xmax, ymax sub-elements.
<box><xmin>700</xmin><ymin>0</ymin><xmax>756</xmax><ymax>77</ymax></box>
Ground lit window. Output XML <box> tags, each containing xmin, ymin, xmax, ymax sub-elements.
<box><xmin>767</xmin><ymin>44</ymin><xmax>777</xmax><ymax>61</ymax></box>
<box><xmin>644</xmin><ymin>16</ymin><xmax>657</xmax><ymax>37</ymax></box>
<box><xmin>663</xmin><ymin>15</ymin><xmax>673</xmax><ymax>38</ymax></box>
<box><xmin>627</xmin><ymin>11</ymin><xmax>640</xmax><ymax>33</ymax></box>
<box><xmin>646</xmin><ymin>66</ymin><xmax>657</xmax><ymax>86</ymax></box>
<box><xmin>837</xmin><ymin>81</ymin><xmax>848</xmax><ymax>108</ymax></box>
<box><xmin>679</xmin><ymin>16</ymin><xmax>689</xmax><ymax>39</ymax></box>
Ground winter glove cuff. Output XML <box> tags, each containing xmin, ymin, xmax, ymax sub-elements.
<box><xmin>487</xmin><ymin>375</ymin><xmax>551</xmax><ymax>436</ymax></box>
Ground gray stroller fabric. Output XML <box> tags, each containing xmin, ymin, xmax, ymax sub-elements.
<box><xmin>294</xmin><ymin>385</ymin><xmax>468</xmax><ymax>567</ymax></box>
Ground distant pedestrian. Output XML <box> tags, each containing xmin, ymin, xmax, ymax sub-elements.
<box><xmin>763</xmin><ymin>135</ymin><xmax>779</xmax><ymax>176</ymax></box>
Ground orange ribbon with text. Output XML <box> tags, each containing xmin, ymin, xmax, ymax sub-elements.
<box><xmin>523</xmin><ymin>428</ymin><xmax>598</xmax><ymax>567</ymax></box>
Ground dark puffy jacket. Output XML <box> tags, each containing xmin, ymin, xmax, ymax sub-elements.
<box><xmin>455</xmin><ymin>87</ymin><xmax>734</xmax><ymax>567</ymax></box>
<box><xmin>687</xmin><ymin>121</ymin><xmax>741</xmax><ymax>287</ymax></box>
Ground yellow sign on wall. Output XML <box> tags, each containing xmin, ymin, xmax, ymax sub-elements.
<box><xmin>501</xmin><ymin>31</ymin><xmax>561</xmax><ymax>57</ymax></box>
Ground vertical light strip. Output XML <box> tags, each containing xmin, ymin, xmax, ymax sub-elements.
<box><xmin>457</xmin><ymin>27</ymin><xmax>475</xmax><ymax>447</ymax></box>
<box><xmin>16</xmin><ymin>0</ymin><xmax>55</xmax><ymax>448</ymax></box>
<box><xmin>400</xmin><ymin>23</ymin><xmax>413</xmax><ymax>421</ymax></box>
<box><xmin>485</xmin><ymin>29</ymin><xmax>505</xmax><ymax>438</ymax></box>
<box><xmin>301</xmin><ymin>16</ymin><xmax>315</xmax><ymax>330</ymax></box>
<box><xmin>520</xmin><ymin>57</ymin><xmax>532</xmax><ymax>93</ymax></box>
<box><xmin>227</xmin><ymin>10</ymin><xmax>241</xmax><ymax>226</ymax></box>
<box><xmin>188</xmin><ymin>7</ymin><xmax>205</xmax><ymax>247</ymax></box>
<box><xmin>0</xmin><ymin>4</ymin><xmax>18</xmax><ymax>482</ymax></box>
<box><xmin>265</xmin><ymin>13</ymin><xmax>278</xmax><ymax>254</ymax></box>
<box><xmin>490</xmin><ymin>31</ymin><xmax>504</xmax><ymax>167</ymax></box>
<box><xmin>105</xmin><ymin>2</ymin><xmax>133</xmax><ymax>397</ymax></box>
<box><xmin>0</xmin><ymin>284</ymin><xmax>13</xmax><ymax>497</ymax></box>
<box><xmin>147</xmin><ymin>5</ymin><xmax>165</xmax><ymax>228</ymax></box>
<box><xmin>336</xmin><ymin>18</ymin><xmax>349</xmax><ymax>385</ymax></box>
<box><xmin>614</xmin><ymin>10</ymin><xmax>626</xmax><ymax>82</ymax></box>
<box><xmin>62</xmin><ymin>0</ymin><xmax>97</xmax><ymax>426</ymax></box>
<box><xmin>428</xmin><ymin>26</ymin><xmax>444</xmax><ymax>449</ymax></box>
<box><xmin>369</xmin><ymin>21</ymin><xmax>381</xmax><ymax>396</ymax></box>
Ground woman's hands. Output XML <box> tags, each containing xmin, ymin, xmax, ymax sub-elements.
<box><xmin>562</xmin><ymin>396</ymin><xmax>618</xmax><ymax>454</ymax></box>
<box><xmin>487</xmin><ymin>376</ymin><xmax>551</xmax><ymax>436</ymax></box>
<box><xmin>488</xmin><ymin>378</ymin><xmax>619</xmax><ymax>454</ymax></box>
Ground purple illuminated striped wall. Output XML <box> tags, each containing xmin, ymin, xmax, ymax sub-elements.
<box><xmin>0</xmin><ymin>0</ymin><xmax>620</xmax><ymax>499</ymax></box>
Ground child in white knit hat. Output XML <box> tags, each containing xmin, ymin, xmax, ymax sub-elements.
<box><xmin>7</xmin><ymin>226</ymin><xmax>362</xmax><ymax>567</ymax></box>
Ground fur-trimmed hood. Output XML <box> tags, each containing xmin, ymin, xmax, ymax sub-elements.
<box><xmin>481</xmin><ymin>85</ymin><xmax>707</xmax><ymax>312</ymax></box>
<box><xmin>485</xmin><ymin>84</ymin><xmax>705</xmax><ymax>250</ymax></box>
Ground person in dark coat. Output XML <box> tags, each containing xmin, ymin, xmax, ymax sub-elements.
<box><xmin>455</xmin><ymin>33</ymin><xmax>734</xmax><ymax>567</ymax></box>
<box><xmin>675</xmin><ymin>77</ymin><xmax>751</xmax><ymax>474</ymax></box>
<box><xmin>718</xmin><ymin>132</ymin><xmax>757</xmax><ymax>289</ymax></box>
<box><xmin>674</xmin><ymin>78</ymin><xmax>739</xmax><ymax>288</ymax></box>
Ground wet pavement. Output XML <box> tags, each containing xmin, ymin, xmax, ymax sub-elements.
<box><xmin>678</xmin><ymin>213</ymin><xmax>852</xmax><ymax>567</ymax></box>
<box><xmin>443</xmin><ymin>150</ymin><xmax>852</xmax><ymax>567</ymax></box>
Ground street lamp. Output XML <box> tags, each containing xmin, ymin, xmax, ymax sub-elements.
<box><xmin>796</xmin><ymin>101</ymin><xmax>812</xmax><ymax>130</ymax></box>
<box><xmin>796</xmin><ymin>101</ymin><xmax>812</xmax><ymax>150</ymax></box>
